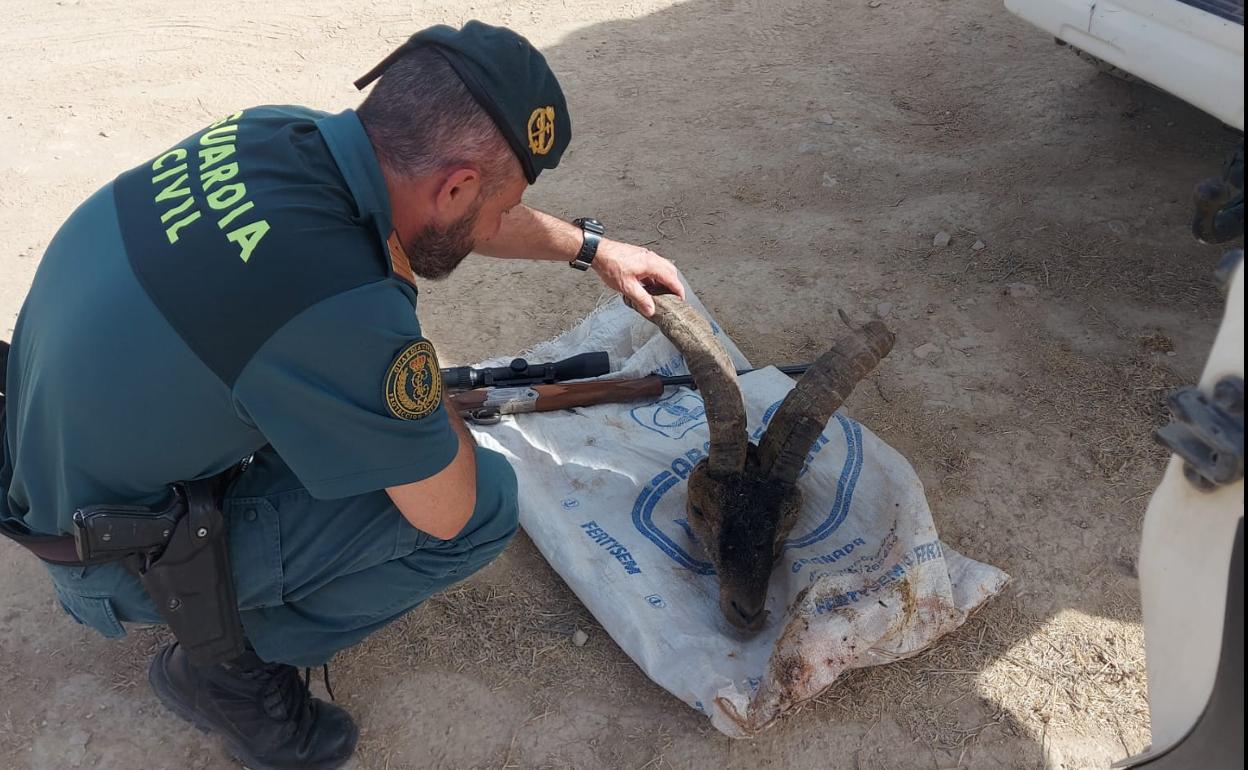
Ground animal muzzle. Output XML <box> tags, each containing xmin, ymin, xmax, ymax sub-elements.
<box><xmin>725</xmin><ymin>595</ymin><xmax>769</xmax><ymax>631</ymax></box>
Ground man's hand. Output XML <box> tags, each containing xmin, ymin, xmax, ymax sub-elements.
<box><xmin>474</xmin><ymin>205</ymin><xmax>686</xmax><ymax>313</ymax></box>
<box><xmin>591</xmin><ymin>239</ymin><xmax>685</xmax><ymax>316</ymax></box>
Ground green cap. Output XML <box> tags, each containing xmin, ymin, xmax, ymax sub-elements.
<box><xmin>354</xmin><ymin>20</ymin><xmax>571</xmax><ymax>184</ymax></box>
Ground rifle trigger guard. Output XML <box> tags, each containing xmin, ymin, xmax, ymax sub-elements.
<box><xmin>464</xmin><ymin>408</ymin><xmax>502</xmax><ymax>426</ymax></box>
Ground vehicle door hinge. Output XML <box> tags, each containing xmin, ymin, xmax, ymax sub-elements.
<box><xmin>1156</xmin><ymin>376</ymin><xmax>1244</xmax><ymax>491</ymax></box>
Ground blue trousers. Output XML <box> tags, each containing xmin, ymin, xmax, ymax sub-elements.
<box><xmin>43</xmin><ymin>446</ymin><xmax>519</xmax><ymax>666</ymax></box>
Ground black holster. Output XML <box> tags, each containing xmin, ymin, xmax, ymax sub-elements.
<box><xmin>133</xmin><ymin>477</ymin><xmax>246</xmax><ymax>666</ymax></box>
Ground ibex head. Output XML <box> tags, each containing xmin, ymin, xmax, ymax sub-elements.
<box><xmin>644</xmin><ymin>295</ymin><xmax>895</xmax><ymax>632</ymax></box>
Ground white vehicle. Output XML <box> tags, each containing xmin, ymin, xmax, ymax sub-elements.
<box><xmin>1006</xmin><ymin>0</ymin><xmax>1244</xmax><ymax>131</ymax></box>
<box><xmin>1008</xmin><ymin>3</ymin><xmax>1244</xmax><ymax>767</ymax></box>
<box><xmin>1121</xmin><ymin>251</ymin><xmax>1243</xmax><ymax>769</ymax></box>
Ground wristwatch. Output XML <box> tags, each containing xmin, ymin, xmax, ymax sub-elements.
<box><xmin>569</xmin><ymin>217</ymin><xmax>605</xmax><ymax>271</ymax></box>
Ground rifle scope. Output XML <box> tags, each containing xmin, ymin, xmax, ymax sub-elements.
<box><xmin>441</xmin><ymin>352</ymin><xmax>611</xmax><ymax>391</ymax></box>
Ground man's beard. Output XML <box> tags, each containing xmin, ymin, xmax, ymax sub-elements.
<box><xmin>405</xmin><ymin>204</ymin><xmax>481</xmax><ymax>280</ymax></box>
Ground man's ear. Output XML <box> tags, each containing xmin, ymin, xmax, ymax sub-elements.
<box><xmin>433</xmin><ymin>167</ymin><xmax>483</xmax><ymax>222</ymax></box>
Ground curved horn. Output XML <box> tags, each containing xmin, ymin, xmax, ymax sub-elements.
<box><xmin>757</xmin><ymin>311</ymin><xmax>896</xmax><ymax>485</ymax></box>
<box><xmin>644</xmin><ymin>295</ymin><xmax>748</xmax><ymax>476</ymax></box>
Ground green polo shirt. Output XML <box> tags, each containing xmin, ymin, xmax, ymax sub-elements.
<box><xmin>2</xmin><ymin>107</ymin><xmax>459</xmax><ymax>536</ymax></box>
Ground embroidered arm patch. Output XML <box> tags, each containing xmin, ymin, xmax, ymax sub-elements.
<box><xmin>385</xmin><ymin>339</ymin><xmax>443</xmax><ymax>420</ymax></box>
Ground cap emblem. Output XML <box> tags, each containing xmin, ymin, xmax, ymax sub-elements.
<box><xmin>527</xmin><ymin>106</ymin><xmax>556</xmax><ymax>156</ymax></box>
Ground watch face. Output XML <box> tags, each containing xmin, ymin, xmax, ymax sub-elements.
<box><xmin>578</xmin><ymin>217</ymin><xmax>605</xmax><ymax>235</ymax></box>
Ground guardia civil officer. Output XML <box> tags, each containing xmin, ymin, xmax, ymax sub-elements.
<box><xmin>0</xmin><ymin>21</ymin><xmax>683</xmax><ymax>770</ymax></box>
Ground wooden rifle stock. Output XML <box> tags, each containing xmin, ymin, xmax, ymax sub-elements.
<box><xmin>448</xmin><ymin>363</ymin><xmax>810</xmax><ymax>423</ymax></box>
<box><xmin>449</xmin><ymin>376</ymin><xmax>667</xmax><ymax>420</ymax></box>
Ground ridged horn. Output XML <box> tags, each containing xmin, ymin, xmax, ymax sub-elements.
<box><xmin>645</xmin><ymin>295</ymin><xmax>749</xmax><ymax>476</ymax></box>
<box><xmin>757</xmin><ymin>311</ymin><xmax>895</xmax><ymax>485</ymax></box>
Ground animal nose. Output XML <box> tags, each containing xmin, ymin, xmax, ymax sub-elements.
<box><xmin>730</xmin><ymin>600</ymin><xmax>765</xmax><ymax>627</ymax></box>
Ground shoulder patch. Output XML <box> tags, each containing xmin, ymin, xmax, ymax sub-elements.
<box><xmin>385</xmin><ymin>339</ymin><xmax>442</xmax><ymax>420</ymax></box>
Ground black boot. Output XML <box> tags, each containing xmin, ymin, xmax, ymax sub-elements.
<box><xmin>149</xmin><ymin>643</ymin><xmax>358</xmax><ymax>770</ymax></box>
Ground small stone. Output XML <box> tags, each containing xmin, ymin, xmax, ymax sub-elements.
<box><xmin>912</xmin><ymin>342</ymin><xmax>940</xmax><ymax>359</ymax></box>
<box><xmin>950</xmin><ymin>335</ymin><xmax>982</xmax><ymax>351</ymax></box>
<box><xmin>798</xmin><ymin>142</ymin><xmax>819</xmax><ymax>154</ymax></box>
<box><xmin>1076</xmin><ymin>520</ymin><xmax>1090</xmax><ymax>530</ymax></box>
<box><xmin>572</xmin><ymin>629</ymin><xmax>589</xmax><ymax>647</ymax></box>
<box><xmin>971</xmin><ymin>239</ymin><xmax>986</xmax><ymax>251</ymax></box>
<box><xmin>1166</xmin><ymin>351</ymin><xmax>1177</xmax><ymax>357</ymax></box>
<box><xmin>1004</xmin><ymin>282</ymin><xmax>1039</xmax><ymax>299</ymax></box>
<box><xmin>98</xmin><ymin>130</ymin><xmax>109</xmax><ymax>138</ymax></box>
<box><xmin>868</xmin><ymin>0</ymin><xmax>883</xmax><ymax>6</ymax></box>
<box><xmin>821</xmin><ymin>173</ymin><xmax>839</xmax><ymax>188</ymax></box>
<box><xmin>932</xmin><ymin>230</ymin><xmax>951</xmax><ymax>248</ymax></box>
<box><xmin>816</xmin><ymin>113</ymin><xmax>836</xmax><ymax>125</ymax></box>
<box><xmin>874</xmin><ymin>302</ymin><xmax>893</xmax><ymax>318</ymax></box>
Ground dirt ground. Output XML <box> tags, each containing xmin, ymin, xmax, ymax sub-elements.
<box><xmin>0</xmin><ymin>0</ymin><xmax>1238</xmax><ymax>768</ymax></box>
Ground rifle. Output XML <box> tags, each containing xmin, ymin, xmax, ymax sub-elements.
<box><xmin>446</xmin><ymin>356</ymin><xmax>810</xmax><ymax>424</ymax></box>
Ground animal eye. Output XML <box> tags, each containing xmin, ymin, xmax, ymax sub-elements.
<box><xmin>690</xmin><ymin>505</ymin><xmax>704</xmax><ymax>519</ymax></box>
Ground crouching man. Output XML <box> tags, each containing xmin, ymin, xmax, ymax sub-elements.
<box><xmin>0</xmin><ymin>20</ymin><xmax>682</xmax><ymax>770</ymax></box>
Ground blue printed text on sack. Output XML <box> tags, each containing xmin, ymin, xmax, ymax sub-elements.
<box><xmin>581</xmin><ymin>521</ymin><xmax>643</xmax><ymax>575</ymax></box>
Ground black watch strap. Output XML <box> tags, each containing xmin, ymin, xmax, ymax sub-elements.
<box><xmin>570</xmin><ymin>217</ymin><xmax>605</xmax><ymax>271</ymax></box>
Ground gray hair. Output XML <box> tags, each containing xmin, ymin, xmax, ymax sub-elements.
<box><xmin>357</xmin><ymin>47</ymin><xmax>519</xmax><ymax>189</ymax></box>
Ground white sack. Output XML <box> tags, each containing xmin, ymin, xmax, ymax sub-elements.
<box><xmin>468</xmin><ymin>286</ymin><xmax>1008</xmax><ymax>737</ymax></box>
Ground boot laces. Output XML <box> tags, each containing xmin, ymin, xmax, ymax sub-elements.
<box><xmin>303</xmin><ymin>664</ymin><xmax>336</xmax><ymax>702</ymax></box>
<box><xmin>245</xmin><ymin>663</ymin><xmax>317</xmax><ymax>733</ymax></box>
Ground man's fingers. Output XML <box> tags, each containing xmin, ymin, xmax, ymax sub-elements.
<box><xmin>643</xmin><ymin>274</ymin><xmax>683</xmax><ymax>301</ymax></box>
<box><xmin>595</xmin><ymin>243</ymin><xmax>683</xmax><ymax>312</ymax></box>
<box><xmin>660</xmin><ymin>268</ymin><xmax>685</xmax><ymax>300</ymax></box>
<box><xmin>646</xmin><ymin>253</ymin><xmax>684</xmax><ymax>299</ymax></box>
<box><xmin>638</xmin><ymin>272</ymin><xmax>682</xmax><ymax>304</ymax></box>
<box><xmin>627</xmin><ymin>280</ymin><xmax>656</xmax><ymax>316</ymax></box>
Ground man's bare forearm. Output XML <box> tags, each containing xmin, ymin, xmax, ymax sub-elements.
<box><xmin>473</xmin><ymin>203</ymin><xmax>685</xmax><ymax>316</ymax></box>
<box><xmin>474</xmin><ymin>204</ymin><xmax>581</xmax><ymax>262</ymax></box>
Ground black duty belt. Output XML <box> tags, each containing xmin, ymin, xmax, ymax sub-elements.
<box><xmin>0</xmin><ymin>490</ymin><xmax>185</xmax><ymax>566</ymax></box>
<box><xmin>2</xmin><ymin>341</ymin><xmax>246</xmax><ymax>664</ymax></box>
<box><xmin>0</xmin><ymin>467</ymin><xmax>248</xmax><ymax>666</ymax></box>
<box><xmin>0</xmin><ymin>521</ymin><xmax>83</xmax><ymax>565</ymax></box>
<box><xmin>0</xmin><ymin>466</ymin><xmax>240</xmax><ymax>568</ymax></box>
